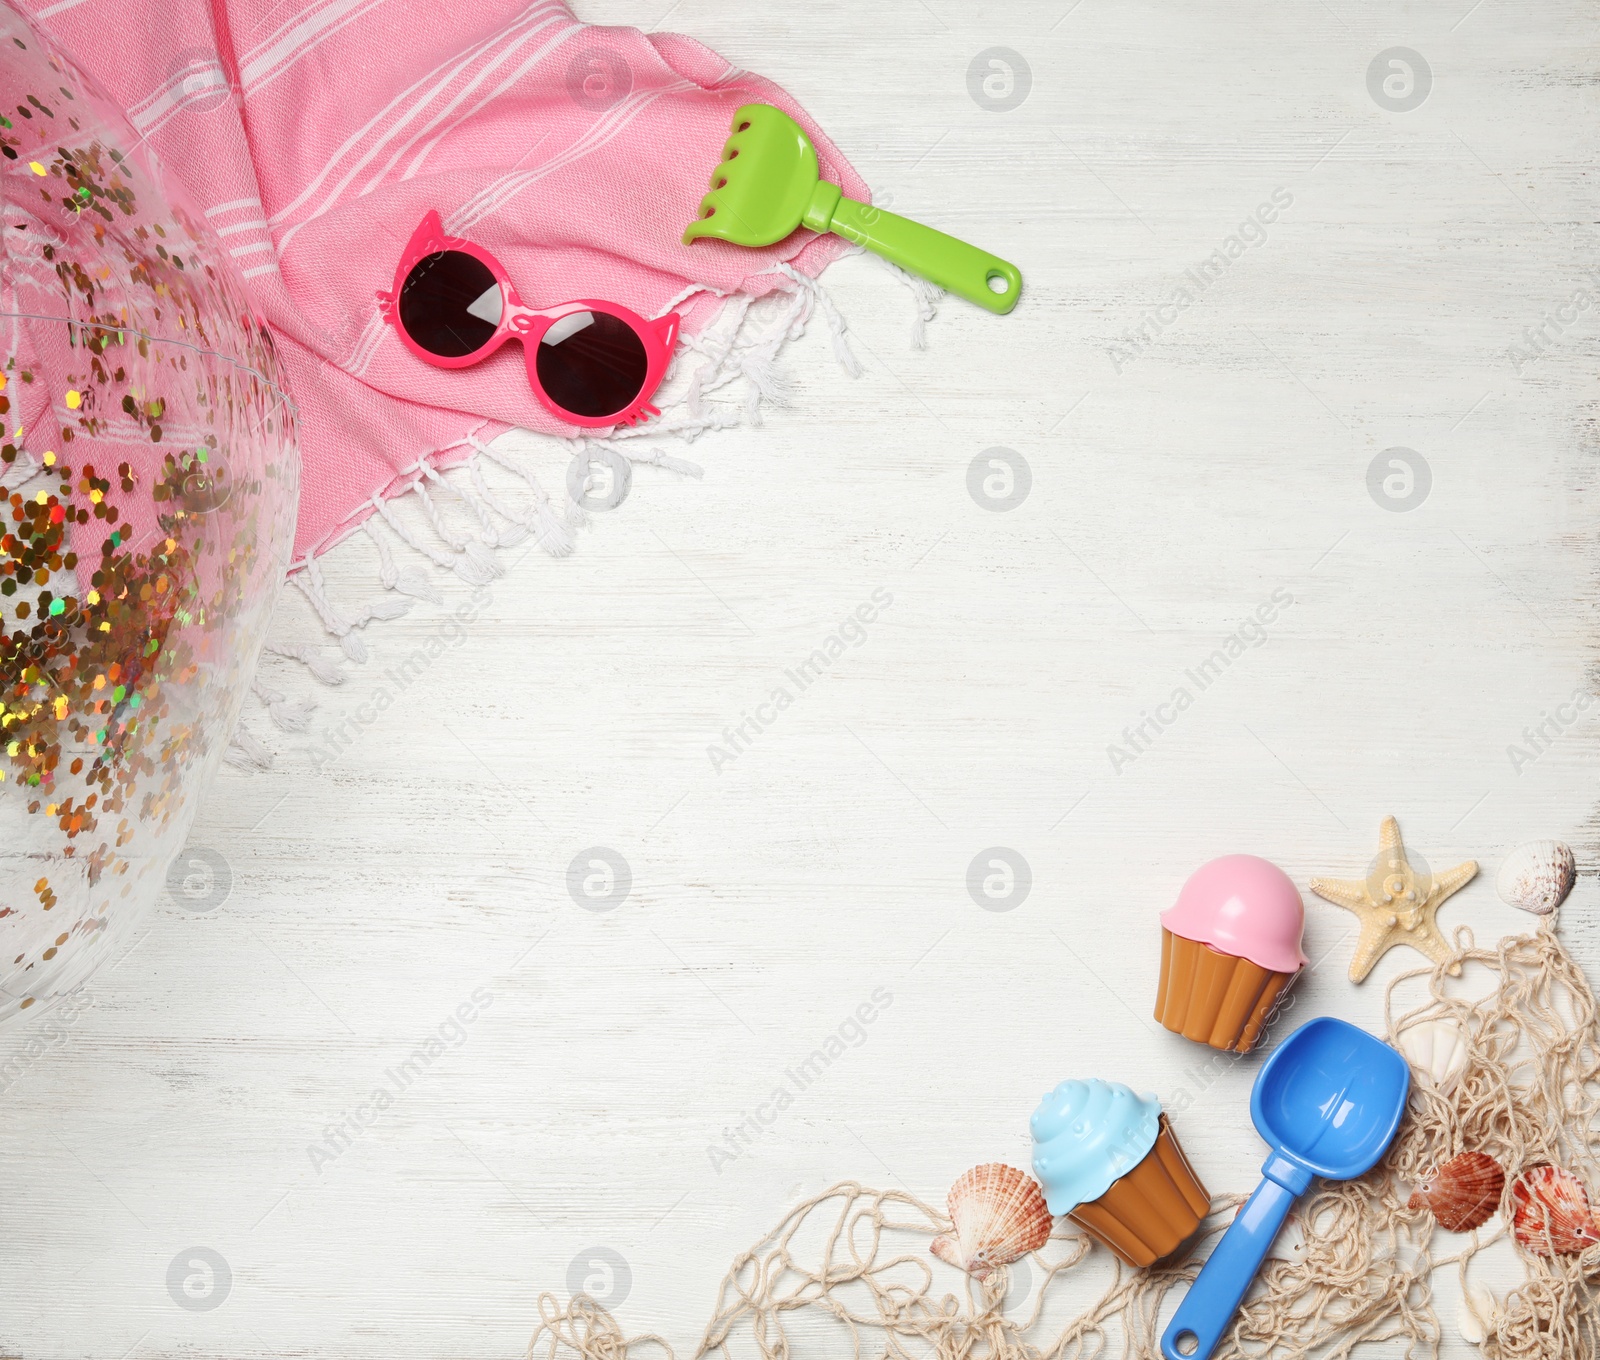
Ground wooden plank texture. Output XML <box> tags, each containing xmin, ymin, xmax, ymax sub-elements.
<box><xmin>1</xmin><ymin>1</ymin><xmax>1596</xmax><ymax>1356</ymax></box>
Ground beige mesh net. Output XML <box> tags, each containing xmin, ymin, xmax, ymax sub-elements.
<box><xmin>528</xmin><ymin>918</ymin><xmax>1599</xmax><ymax>1360</ymax></box>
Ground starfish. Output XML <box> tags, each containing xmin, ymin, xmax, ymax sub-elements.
<box><xmin>1310</xmin><ymin>816</ymin><xmax>1476</xmax><ymax>983</ymax></box>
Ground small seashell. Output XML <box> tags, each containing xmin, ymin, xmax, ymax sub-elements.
<box><xmin>1396</xmin><ymin>1018</ymin><xmax>1471</xmax><ymax>1092</ymax></box>
<box><xmin>1510</xmin><ymin>1163</ymin><xmax>1600</xmax><ymax>1256</ymax></box>
<box><xmin>1408</xmin><ymin>1151</ymin><xmax>1505</xmax><ymax>1232</ymax></box>
<box><xmin>930</xmin><ymin>1163</ymin><xmax>1053</xmax><ymax>1281</ymax></box>
<box><xmin>1458</xmin><ymin>1279</ymin><xmax>1500</xmax><ymax>1345</ymax></box>
<box><xmin>1496</xmin><ymin>840</ymin><xmax>1576</xmax><ymax>916</ymax></box>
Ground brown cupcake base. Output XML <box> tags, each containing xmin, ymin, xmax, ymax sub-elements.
<box><xmin>1067</xmin><ymin>1115</ymin><xmax>1210</xmax><ymax>1268</ymax></box>
<box><xmin>1155</xmin><ymin>928</ymin><xmax>1295</xmax><ymax>1053</ymax></box>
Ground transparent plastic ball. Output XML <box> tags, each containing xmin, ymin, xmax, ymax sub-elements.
<box><xmin>0</xmin><ymin>10</ymin><xmax>298</xmax><ymax>1020</ymax></box>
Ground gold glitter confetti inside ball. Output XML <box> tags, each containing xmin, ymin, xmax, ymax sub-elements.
<box><xmin>0</xmin><ymin>9</ymin><xmax>299</xmax><ymax>1022</ymax></box>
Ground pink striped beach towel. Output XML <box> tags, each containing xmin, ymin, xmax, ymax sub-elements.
<box><xmin>19</xmin><ymin>0</ymin><xmax>868</xmax><ymax>567</ymax></box>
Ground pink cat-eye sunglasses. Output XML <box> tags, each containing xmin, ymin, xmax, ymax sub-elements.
<box><xmin>377</xmin><ymin>210</ymin><xmax>680</xmax><ymax>429</ymax></box>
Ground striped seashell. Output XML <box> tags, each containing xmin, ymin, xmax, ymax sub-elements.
<box><xmin>1407</xmin><ymin>1151</ymin><xmax>1505</xmax><ymax>1232</ymax></box>
<box><xmin>1510</xmin><ymin>1163</ymin><xmax>1600</xmax><ymax>1257</ymax></box>
<box><xmin>930</xmin><ymin>1163</ymin><xmax>1053</xmax><ymax>1281</ymax></box>
<box><xmin>1495</xmin><ymin>840</ymin><xmax>1576</xmax><ymax>916</ymax></box>
<box><xmin>1396</xmin><ymin>1018</ymin><xmax>1471</xmax><ymax>1092</ymax></box>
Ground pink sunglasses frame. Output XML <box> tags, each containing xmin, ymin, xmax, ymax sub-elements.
<box><xmin>376</xmin><ymin>210</ymin><xmax>680</xmax><ymax>430</ymax></box>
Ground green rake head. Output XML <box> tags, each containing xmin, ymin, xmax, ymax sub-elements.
<box><xmin>682</xmin><ymin>102</ymin><xmax>1023</xmax><ymax>315</ymax></box>
<box><xmin>682</xmin><ymin>104</ymin><xmax>822</xmax><ymax>248</ymax></box>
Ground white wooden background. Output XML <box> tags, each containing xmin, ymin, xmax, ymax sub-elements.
<box><xmin>2</xmin><ymin>1</ymin><xmax>1598</xmax><ymax>1355</ymax></box>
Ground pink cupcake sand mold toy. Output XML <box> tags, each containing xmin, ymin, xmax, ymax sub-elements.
<box><xmin>1154</xmin><ymin>855</ymin><xmax>1309</xmax><ymax>1053</ymax></box>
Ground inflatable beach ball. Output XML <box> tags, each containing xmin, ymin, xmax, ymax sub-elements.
<box><xmin>0</xmin><ymin>7</ymin><xmax>298</xmax><ymax>1020</ymax></box>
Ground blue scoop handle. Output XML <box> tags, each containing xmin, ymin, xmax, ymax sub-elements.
<box><xmin>1161</xmin><ymin>1155</ymin><xmax>1309</xmax><ymax>1360</ymax></box>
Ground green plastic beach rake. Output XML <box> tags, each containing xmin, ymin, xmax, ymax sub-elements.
<box><xmin>683</xmin><ymin>104</ymin><xmax>1022</xmax><ymax>316</ymax></box>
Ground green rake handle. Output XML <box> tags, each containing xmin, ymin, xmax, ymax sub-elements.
<box><xmin>804</xmin><ymin>181</ymin><xmax>1022</xmax><ymax>316</ymax></box>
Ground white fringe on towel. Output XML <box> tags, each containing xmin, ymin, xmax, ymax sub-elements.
<box><xmin>228</xmin><ymin>260</ymin><xmax>931</xmax><ymax>770</ymax></box>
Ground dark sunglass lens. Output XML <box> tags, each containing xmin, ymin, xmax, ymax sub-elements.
<box><xmin>534</xmin><ymin>311</ymin><xmax>649</xmax><ymax>419</ymax></box>
<box><xmin>398</xmin><ymin>250</ymin><xmax>501</xmax><ymax>358</ymax></box>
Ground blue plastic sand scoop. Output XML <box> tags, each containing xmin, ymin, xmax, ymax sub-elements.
<box><xmin>1161</xmin><ymin>1016</ymin><xmax>1410</xmax><ymax>1360</ymax></box>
